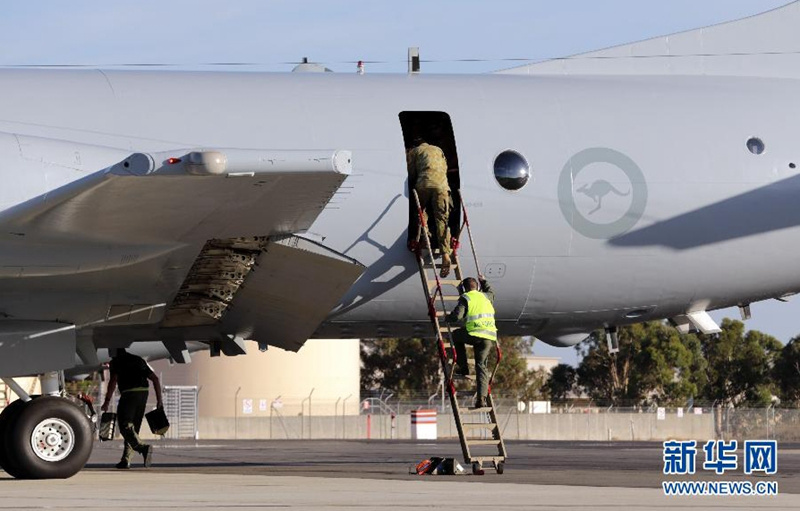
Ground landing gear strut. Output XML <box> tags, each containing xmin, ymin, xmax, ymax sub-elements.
<box><xmin>0</xmin><ymin>375</ymin><xmax>94</xmax><ymax>479</ymax></box>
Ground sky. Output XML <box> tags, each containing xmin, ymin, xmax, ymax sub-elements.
<box><xmin>0</xmin><ymin>1</ymin><xmax>792</xmax><ymax>73</ymax></box>
<box><xmin>0</xmin><ymin>1</ymin><xmax>797</xmax><ymax>364</ymax></box>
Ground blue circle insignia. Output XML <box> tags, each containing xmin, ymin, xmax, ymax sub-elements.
<box><xmin>558</xmin><ymin>147</ymin><xmax>648</xmax><ymax>240</ymax></box>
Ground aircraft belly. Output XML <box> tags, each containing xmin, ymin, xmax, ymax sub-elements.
<box><xmin>526</xmin><ymin>255</ymin><xmax>677</xmax><ymax>316</ymax></box>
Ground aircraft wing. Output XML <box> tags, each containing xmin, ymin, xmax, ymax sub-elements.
<box><xmin>0</xmin><ymin>142</ymin><xmax>362</xmax><ymax>362</ymax></box>
<box><xmin>0</xmin><ymin>146</ymin><xmax>352</xmax><ymax>244</ymax></box>
<box><xmin>220</xmin><ymin>235</ymin><xmax>365</xmax><ymax>352</ymax></box>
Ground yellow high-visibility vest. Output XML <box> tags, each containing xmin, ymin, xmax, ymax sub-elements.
<box><xmin>463</xmin><ymin>290</ymin><xmax>497</xmax><ymax>341</ymax></box>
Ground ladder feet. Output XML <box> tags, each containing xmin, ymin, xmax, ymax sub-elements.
<box><xmin>472</xmin><ymin>462</ymin><xmax>484</xmax><ymax>476</ymax></box>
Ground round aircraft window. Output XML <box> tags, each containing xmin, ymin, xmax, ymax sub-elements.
<box><xmin>747</xmin><ymin>137</ymin><xmax>765</xmax><ymax>155</ymax></box>
<box><xmin>493</xmin><ymin>150</ymin><xmax>530</xmax><ymax>191</ymax></box>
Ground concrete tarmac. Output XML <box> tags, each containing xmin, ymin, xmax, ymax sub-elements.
<box><xmin>1</xmin><ymin>440</ymin><xmax>798</xmax><ymax>510</ymax></box>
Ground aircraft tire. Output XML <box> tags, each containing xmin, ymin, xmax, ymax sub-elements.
<box><xmin>0</xmin><ymin>399</ymin><xmax>29</xmax><ymax>478</ymax></box>
<box><xmin>3</xmin><ymin>396</ymin><xmax>93</xmax><ymax>479</ymax></box>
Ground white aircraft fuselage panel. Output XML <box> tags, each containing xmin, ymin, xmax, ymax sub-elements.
<box><xmin>0</xmin><ymin>69</ymin><xmax>797</xmax><ymax>347</ymax></box>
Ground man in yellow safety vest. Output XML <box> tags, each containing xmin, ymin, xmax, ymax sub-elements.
<box><xmin>446</xmin><ymin>276</ymin><xmax>497</xmax><ymax>408</ymax></box>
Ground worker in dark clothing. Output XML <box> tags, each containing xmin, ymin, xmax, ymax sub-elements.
<box><xmin>446</xmin><ymin>276</ymin><xmax>498</xmax><ymax>408</ymax></box>
<box><xmin>101</xmin><ymin>348</ymin><xmax>163</xmax><ymax>469</ymax></box>
<box><xmin>407</xmin><ymin>136</ymin><xmax>452</xmax><ymax>277</ymax></box>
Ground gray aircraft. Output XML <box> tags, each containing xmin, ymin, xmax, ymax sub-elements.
<box><xmin>1</xmin><ymin>2</ymin><xmax>798</xmax><ymax>478</ymax></box>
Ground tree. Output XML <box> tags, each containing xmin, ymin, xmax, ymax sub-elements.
<box><xmin>700</xmin><ymin>319</ymin><xmax>782</xmax><ymax>407</ymax></box>
<box><xmin>360</xmin><ymin>338</ymin><xmax>441</xmax><ymax>398</ymax></box>
<box><xmin>492</xmin><ymin>336</ymin><xmax>546</xmax><ymax>401</ymax></box>
<box><xmin>547</xmin><ymin>364</ymin><xmax>577</xmax><ymax>402</ymax></box>
<box><xmin>775</xmin><ymin>337</ymin><xmax>800</xmax><ymax>406</ymax></box>
<box><xmin>360</xmin><ymin>336</ymin><xmax>544</xmax><ymax>400</ymax></box>
<box><xmin>576</xmin><ymin>322</ymin><xmax>706</xmax><ymax>406</ymax></box>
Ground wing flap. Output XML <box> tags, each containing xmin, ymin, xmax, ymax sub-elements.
<box><xmin>220</xmin><ymin>235</ymin><xmax>365</xmax><ymax>352</ymax></box>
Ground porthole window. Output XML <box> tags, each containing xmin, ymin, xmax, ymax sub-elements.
<box><xmin>747</xmin><ymin>137</ymin><xmax>765</xmax><ymax>155</ymax></box>
<box><xmin>493</xmin><ymin>150</ymin><xmax>530</xmax><ymax>191</ymax></box>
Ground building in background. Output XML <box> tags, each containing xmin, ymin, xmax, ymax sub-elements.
<box><xmin>152</xmin><ymin>339</ymin><xmax>360</xmax><ymax>419</ymax></box>
<box><xmin>0</xmin><ymin>377</ymin><xmax>40</xmax><ymax>408</ymax></box>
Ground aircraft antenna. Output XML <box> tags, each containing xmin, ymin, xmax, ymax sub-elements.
<box><xmin>408</xmin><ymin>47</ymin><xmax>420</xmax><ymax>73</ymax></box>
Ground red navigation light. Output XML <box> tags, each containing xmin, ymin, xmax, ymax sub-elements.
<box><xmin>167</xmin><ymin>157</ymin><xmax>181</xmax><ymax>165</ymax></box>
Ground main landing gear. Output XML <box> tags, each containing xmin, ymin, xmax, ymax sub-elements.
<box><xmin>0</xmin><ymin>373</ymin><xmax>94</xmax><ymax>479</ymax></box>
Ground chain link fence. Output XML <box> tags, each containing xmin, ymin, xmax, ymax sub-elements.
<box><xmin>715</xmin><ymin>407</ymin><xmax>800</xmax><ymax>441</ymax></box>
<box><xmin>361</xmin><ymin>390</ymin><xmax>800</xmax><ymax>441</ymax></box>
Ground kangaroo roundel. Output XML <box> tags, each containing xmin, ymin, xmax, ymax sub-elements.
<box><xmin>558</xmin><ymin>147</ymin><xmax>648</xmax><ymax>239</ymax></box>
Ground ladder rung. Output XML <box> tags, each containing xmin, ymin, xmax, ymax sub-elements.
<box><xmin>441</xmin><ymin>296</ymin><xmax>460</xmax><ymax>301</ymax></box>
<box><xmin>462</xmin><ymin>422</ymin><xmax>497</xmax><ymax>430</ymax></box>
<box><xmin>466</xmin><ymin>439</ymin><xmax>501</xmax><ymax>446</ymax></box>
<box><xmin>423</xmin><ymin>263</ymin><xmax>458</xmax><ymax>269</ymax></box>
<box><xmin>463</xmin><ymin>407</ymin><xmax>493</xmax><ymax>413</ymax></box>
<box><xmin>470</xmin><ymin>456</ymin><xmax>505</xmax><ymax>462</ymax></box>
<box><xmin>427</xmin><ymin>283</ymin><xmax>461</xmax><ymax>292</ymax></box>
<box><xmin>429</xmin><ymin>279</ymin><xmax>461</xmax><ymax>286</ymax></box>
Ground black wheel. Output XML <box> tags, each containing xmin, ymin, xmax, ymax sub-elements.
<box><xmin>472</xmin><ymin>462</ymin><xmax>483</xmax><ymax>475</ymax></box>
<box><xmin>0</xmin><ymin>399</ymin><xmax>28</xmax><ymax>478</ymax></box>
<box><xmin>496</xmin><ymin>461</ymin><xmax>504</xmax><ymax>475</ymax></box>
<box><xmin>3</xmin><ymin>396</ymin><xmax>93</xmax><ymax>479</ymax></box>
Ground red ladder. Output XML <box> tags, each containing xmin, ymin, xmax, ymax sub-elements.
<box><xmin>411</xmin><ymin>189</ymin><xmax>507</xmax><ymax>475</ymax></box>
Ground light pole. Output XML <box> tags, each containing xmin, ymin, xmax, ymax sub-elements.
<box><xmin>234</xmin><ymin>386</ymin><xmax>241</xmax><ymax>440</ymax></box>
<box><xmin>334</xmin><ymin>396</ymin><xmax>342</xmax><ymax>439</ymax></box>
<box><xmin>307</xmin><ymin>388</ymin><xmax>315</xmax><ymax>439</ymax></box>
<box><xmin>342</xmin><ymin>394</ymin><xmax>352</xmax><ymax>439</ymax></box>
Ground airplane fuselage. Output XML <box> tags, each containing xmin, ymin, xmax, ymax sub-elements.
<box><xmin>0</xmin><ymin>69</ymin><xmax>799</xmax><ymax>347</ymax></box>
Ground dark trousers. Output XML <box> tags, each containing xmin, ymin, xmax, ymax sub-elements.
<box><xmin>453</xmin><ymin>328</ymin><xmax>494</xmax><ymax>399</ymax></box>
<box><xmin>117</xmin><ymin>390</ymin><xmax>149</xmax><ymax>463</ymax></box>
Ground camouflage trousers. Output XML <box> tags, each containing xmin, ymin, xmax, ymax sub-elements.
<box><xmin>415</xmin><ymin>187</ymin><xmax>451</xmax><ymax>256</ymax></box>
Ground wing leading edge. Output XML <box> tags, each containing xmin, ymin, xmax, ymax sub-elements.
<box><xmin>0</xmin><ymin>146</ymin><xmax>352</xmax><ymax>244</ymax></box>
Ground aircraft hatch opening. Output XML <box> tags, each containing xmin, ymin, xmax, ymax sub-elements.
<box><xmin>399</xmin><ymin>111</ymin><xmax>462</xmax><ymax>252</ymax></box>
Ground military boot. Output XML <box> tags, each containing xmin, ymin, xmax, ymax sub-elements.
<box><xmin>440</xmin><ymin>252</ymin><xmax>451</xmax><ymax>278</ymax></box>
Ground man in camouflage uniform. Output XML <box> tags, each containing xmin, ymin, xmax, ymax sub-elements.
<box><xmin>407</xmin><ymin>137</ymin><xmax>452</xmax><ymax>277</ymax></box>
